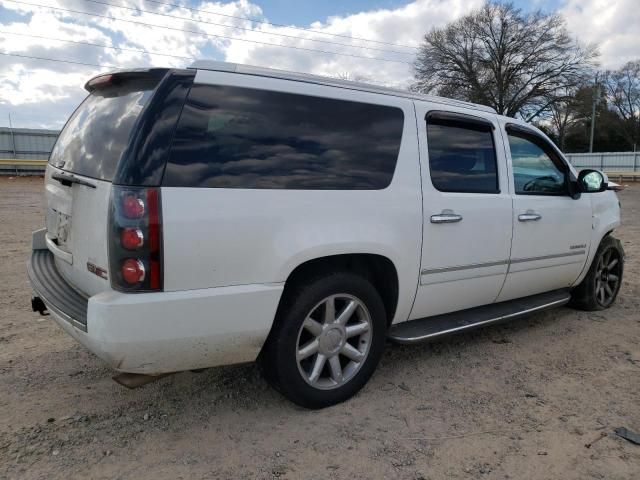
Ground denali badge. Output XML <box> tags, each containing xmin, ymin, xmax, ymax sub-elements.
<box><xmin>570</xmin><ymin>244</ymin><xmax>587</xmax><ymax>250</ymax></box>
<box><xmin>87</xmin><ymin>262</ymin><xmax>108</xmax><ymax>280</ymax></box>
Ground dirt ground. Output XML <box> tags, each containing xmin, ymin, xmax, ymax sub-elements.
<box><xmin>0</xmin><ymin>176</ymin><xmax>638</xmax><ymax>480</ymax></box>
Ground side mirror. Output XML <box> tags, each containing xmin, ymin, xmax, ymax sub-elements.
<box><xmin>578</xmin><ymin>169</ymin><xmax>607</xmax><ymax>193</ymax></box>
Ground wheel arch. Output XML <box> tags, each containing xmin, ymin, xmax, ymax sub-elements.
<box><xmin>278</xmin><ymin>253</ymin><xmax>400</xmax><ymax>328</ymax></box>
<box><xmin>573</xmin><ymin>228</ymin><xmax>618</xmax><ymax>287</ymax></box>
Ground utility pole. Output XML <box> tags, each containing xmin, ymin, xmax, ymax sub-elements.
<box><xmin>8</xmin><ymin>113</ymin><xmax>17</xmax><ymax>159</ymax></box>
<box><xmin>589</xmin><ymin>72</ymin><xmax>599</xmax><ymax>153</ymax></box>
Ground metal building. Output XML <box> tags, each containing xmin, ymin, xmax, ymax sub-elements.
<box><xmin>565</xmin><ymin>152</ymin><xmax>639</xmax><ymax>172</ymax></box>
<box><xmin>0</xmin><ymin>127</ymin><xmax>59</xmax><ymax>175</ymax></box>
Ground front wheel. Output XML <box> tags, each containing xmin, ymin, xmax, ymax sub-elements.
<box><xmin>571</xmin><ymin>235</ymin><xmax>624</xmax><ymax>311</ymax></box>
<box><xmin>261</xmin><ymin>272</ymin><xmax>387</xmax><ymax>409</ymax></box>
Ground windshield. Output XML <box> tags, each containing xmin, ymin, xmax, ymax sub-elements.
<box><xmin>49</xmin><ymin>77</ymin><xmax>158</xmax><ymax>181</ymax></box>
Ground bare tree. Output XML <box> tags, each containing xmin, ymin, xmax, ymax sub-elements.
<box><xmin>604</xmin><ymin>61</ymin><xmax>640</xmax><ymax>151</ymax></box>
<box><xmin>547</xmin><ymin>87</ymin><xmax>584</xmax><ymax>150</ymax></box>
<box><xmin>413</xmin><ymin>2</ymin><xmax>598</xmax><ymax>120</ymax></box>
<box><xmin>333</xmin><ymin>71</ymin><xmax>375</xmax><ymax>84</ymax></box>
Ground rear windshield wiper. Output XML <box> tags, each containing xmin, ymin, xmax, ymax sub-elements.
<box><xmin>51</xmin><ymin>172</ymin><xmax>97</xmax><ymax>189</ymax></box>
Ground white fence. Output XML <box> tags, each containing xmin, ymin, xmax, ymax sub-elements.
<box><xmin>565</xmin><ymin>152</ymin><xmax>640</xmax><ymax>172</ymax></box>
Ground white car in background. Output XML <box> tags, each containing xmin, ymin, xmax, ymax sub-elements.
<box><xmin>28</xmin><ymin>62</ymin><xmax>624</xmax><ymax>408</ymax></box>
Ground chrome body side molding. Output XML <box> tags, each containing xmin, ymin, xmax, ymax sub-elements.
<box><xmin>420</xmin><ymin>250</ymin><xmax>586</xmax><ymax>277</ymax></box>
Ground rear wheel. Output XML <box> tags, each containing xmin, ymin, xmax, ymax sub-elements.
<box><xmin>571</xmin><ymin>235</ymin><xmax>624</xmax><ymax>311</ymax></box>
<box><xmin>261</xmin><ymin>272</ymin><xmax>387</xmax><ymax>408</ymax></box>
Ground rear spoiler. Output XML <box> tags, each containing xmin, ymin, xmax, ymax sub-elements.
<box><xmin>84</xmin><ymin>68</ymin><xmax>169</xmax><ymax>92</ymax></box>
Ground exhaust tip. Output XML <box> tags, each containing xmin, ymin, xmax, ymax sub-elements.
<box><xmin>31</xmin><ymin>296</ymin><xmax>49</xmax><ymax>316</ymax></box>
<box><xmin>112</xmin><ymin>372</ymin><xmax>172</xmax><ymax>389</ymax></box>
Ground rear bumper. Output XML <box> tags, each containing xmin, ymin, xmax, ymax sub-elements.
<box><xmin>28</xmin><ymin>247</ymin><xmax>284</xmax><ymax>374</ymax></box>
<box><xmin>28</xmin><ymin>248</ymin><xmax>89</xmax><ymax>331</ymax></box>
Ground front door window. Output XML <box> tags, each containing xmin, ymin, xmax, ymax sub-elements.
<box><xmin>507</xmin><ymin>133</ymin><xmax>567</xmax><ymax>195</ymax></box>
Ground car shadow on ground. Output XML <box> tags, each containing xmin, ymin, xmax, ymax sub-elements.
<box><xmin>86</xmin><ymin>304</ymin><xmax>580</xmax><ymax>413</ymax></box>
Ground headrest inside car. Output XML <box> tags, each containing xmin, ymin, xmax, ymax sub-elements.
<box><xmin>432</xmin><ymin>154</ymin><xmax>476</xmax><ymax>174</ymax></box>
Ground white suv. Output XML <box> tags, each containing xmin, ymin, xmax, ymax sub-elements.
<box><xmin>28</xmin><ymin>62</ymin><xmax>624</xmax><ymax>408</ymax></box>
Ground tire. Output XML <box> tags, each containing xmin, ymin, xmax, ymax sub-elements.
<box><xmin>260</xmin><ymin>272</ymin><xmax>387</xmax><ymax>409</ymax></box>
<box><xmin>570</xmin><ymin>235</ymin><xmax>624</xmax><ymax>311</ymax></box>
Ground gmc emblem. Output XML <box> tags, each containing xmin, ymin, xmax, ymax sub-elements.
<box><xmin>87</xmin><ymin>262</ymin><xmax>108</xmax><ymax>280</ymax></box>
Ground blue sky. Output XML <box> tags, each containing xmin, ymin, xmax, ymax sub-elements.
<box><xmin>0</xmin><ymin>0</ymin><xmax>637</xmax><ymax>128</ymax></box>
<box><xmin>257</xmin><ymin>1</ymin><xmax>413</xmax><ymax>25</ymax></box>
<box><xmin>185</xmin><ymin>0</ymin><xmax>561</xmax><ymax>26</ymax></box>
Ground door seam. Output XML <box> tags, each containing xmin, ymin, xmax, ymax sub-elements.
<box><xmin>405</xmin><ymin>100</ymin><xmax>424</xmax><ymax>323</ymax></box>
<box><xmin>495</xmin><ymin>117</ymin><xmax>514</xmax><ymax>302</ymax></box>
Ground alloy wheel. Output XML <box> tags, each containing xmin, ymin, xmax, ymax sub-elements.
<box><xmin>595</xmin><ymin>247</ymin><xmax>622</xmax><ymax>307</ymax></box>
<box><xmin>295</xmin><ymin>294</ymin><xmax>373</xmax><ymax>390</ymax></box>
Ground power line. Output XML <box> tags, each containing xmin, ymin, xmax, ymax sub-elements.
<box><xmin>81</xmin><ymin>0</ymin><xmax>414</xmax><ymax>56</ymax></box>
<box><xmin>141</xmin><ymin>0</ymin><xmax>419</xmax><ymax>50</ymax></box>
<box><xmin>6</xmin><ymin>0</ymin><xmax>412</xmax><ymax>65</ymax></box>
<box><xmin>0</xmin><ymin>51</ymin><xmax>116</xmax><ymax>68</ymax></box>
<box><xmin>0</xmin><ymin>30</ymin><xmax>193</xmax><ymax>61</ymax></box>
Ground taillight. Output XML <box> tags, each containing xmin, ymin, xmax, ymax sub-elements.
<box><xmin>108</xmin><ymin>186</ymin><xmax>162</xmax><ymax>292</ymax></box>
<box><xmin>121</xmin><ymin>258</ymin><xmax>146</xmax><ymax>284</ymax></box>
<box><xmin>120</xmin><ymin>228</ymin><xmax>144</xmax><ymax>249</ymax></box>
<box><xmin>122</xmin><ymin>195</ymin><xmax>145</xmax><ymax>219</ymax></box>
<box><xmin>85</xmin><ymin>74</ymin><xmax>113</xmax><ymax>91</ymax></box>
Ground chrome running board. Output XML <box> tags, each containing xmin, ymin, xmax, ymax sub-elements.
<box><xmin>388</xmin><ymin>289</ymin><xmax>571</xmax><ymax>345</ymax></box>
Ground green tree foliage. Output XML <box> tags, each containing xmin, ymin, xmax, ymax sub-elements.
<box><xmin>542</xmin><ymin>64</ymin><xmax>640</xmax><ymax>153</ymax></box>
<box><xmin>559</xmin><ymin>86</ymin><xmax>631</xmax><ymax>152</ymax></box>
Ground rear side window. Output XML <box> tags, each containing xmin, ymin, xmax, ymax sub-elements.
<box><xmin>426</xmin><ymin>115</ymin><xmax>499</xmax><ymax>194</ymax></box>
<box><xmin>49</xmin><ymin>77</ymin><xmax>159</xmax><ymax>181</ymax></box>
<box><xmin>163</xmin><ymin>84</ymin><xmax>404</xmax><ymax>189</ymax></box>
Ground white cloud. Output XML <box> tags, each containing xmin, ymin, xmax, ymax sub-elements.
<box><xmin>561</xmin><ymin>0</ymin><xmax>640</xmax><ymax>69</ymax></box>
<box><xmin>221</xmin><ymin>0</ymin><xmax>484</xmax><ymax>88</ymax></box>
<box><xmin>0</xmin><ymin>0</ymin><xmax>261</xmax><ymax>127</ymax></box>
<box><xmin>0</xmin><ymin>0</ymin><xmax>638</xmax><ymax>128</ymax></box>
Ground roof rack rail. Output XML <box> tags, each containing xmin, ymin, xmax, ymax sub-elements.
<box><xmin>189</xmin><ymin>61</ymin><xmax>497</xmax><ymax>114</ymax></box>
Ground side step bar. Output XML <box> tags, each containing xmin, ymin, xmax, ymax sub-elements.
<box><xmin>388</xmin><ymin>289</ymin><xmax>571</xmax><ymax>345</ymax></box>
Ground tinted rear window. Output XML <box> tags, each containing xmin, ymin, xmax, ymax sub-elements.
<box><xmin>426</xmin><ymin>119</ymin><xmax>499</xmax><ymax>194</ymax></box>
<box><xmin>163</xmin><ymin>84</ymin><xmax>404</xmax><ymax>189</ymax></box>
<box><xmin>49</xmin><ymin>78</ymin><xmax>158</xmax><ymax>181</ymax></box>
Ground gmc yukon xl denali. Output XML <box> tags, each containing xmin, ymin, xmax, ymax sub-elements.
<box><xmin>28</xmin><ymin>62</ymin><xmax>624</xmax><ymax>408</ymax></box>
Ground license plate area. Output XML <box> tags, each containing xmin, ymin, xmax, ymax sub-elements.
<box><xmin>46</xmin><ymin>209</ymin><xmax>72</xmax><ymax>249</ymax></box>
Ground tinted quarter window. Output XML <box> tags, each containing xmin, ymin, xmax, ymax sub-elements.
<box><xmin>426</xmin><ymin>118</ymin><xmax>499</xmax><ymax>193</ymax></box>
<box><xmin>164</xmin><ymin>85</ymin><xmax>404</xmax><ymax>189</ymax></box>
<box><xmin>507</xmin><ymin>133</ymin><xmax>567</xmax><ymax>195</ymax></box>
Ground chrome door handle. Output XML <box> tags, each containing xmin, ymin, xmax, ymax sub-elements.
<box><xmin>431</xmin><ymin>211</ymin><xmax>463</xmax><ymax>224</ymax></box>
<box><xmin>518</xmin><ymin>211</ymin><xmax>542</xmax><ymax>222</ymax></box>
